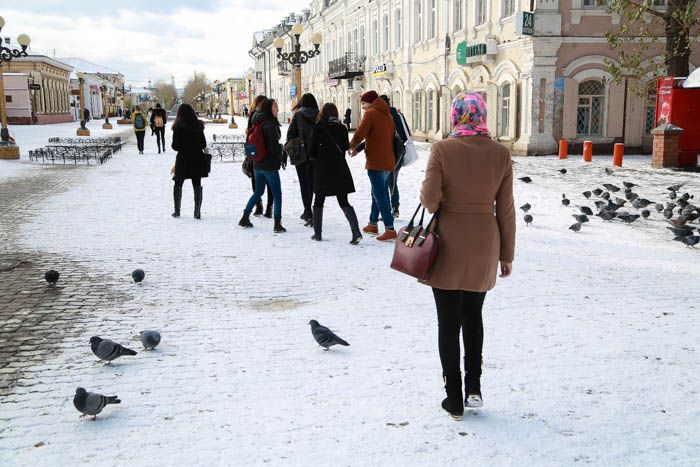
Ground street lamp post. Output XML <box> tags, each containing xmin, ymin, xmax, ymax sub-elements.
<box><xmin>273</xmin><ymin>24</ymin><xmax>322</xmax><ymax>106</ymax></box>
<box><xmin>101</xmin><ymin>81</ymin><xmax>112</xmax><ymax>130</ymax></box>
<box><xmin>76</xmin><ymin>72</ymin><xmax>90</xmax><ymax>136</ymax></box>
<box><xmin>245</xmin><ymin>70</ymin><xmax>254</xmax><ymax>112</ymax></box>
<box><xmin>0</xmin><ymin>16</ymin><xmax>31</xmax><ymax>160</ymax></box>
<box><xmin>228</xmin><ymin>78</ymin><xmax>237</xmax><ymax>129</ymax></box>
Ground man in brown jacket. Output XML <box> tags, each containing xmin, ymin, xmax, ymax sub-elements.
<box><xmin>349</xmin><ymin>91</ymin><xmax>397</xmax><ymax>241</ymax></box>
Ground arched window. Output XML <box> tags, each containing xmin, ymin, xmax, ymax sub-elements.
<box><xmin>426</xmin><ymin>89</ymin><xmax>435</xmax><ymax>131</ymax></box>
<box><xmin>414</xmin><ymin>1</ymin><xmax>423</xmax><ymax>43</ymax></box>
<box><xmin>476</xmin><ymin>0</ymin><xmax>487</xmax><ymax>25</ymax></box>
<box><xmin>454</xmin><ymin>0</ymin><xmax>464</xmax><ymax>31</ymax></box>
<box><xmin>413</xmin><ymin>90</ymin><xmax>423</xmax><ymax>130</ymax></box>
<box><xmin>576</xmin><ymin>80</ymin><xmax>605</xmax><ymax>136</ymax></box>
<box><xmin>645</xmin><ymin>83</ymin><xmax>657</xmax><ymax>134</ymax></box>
<box><xmin>360</xmin><ymin>26</ymin><xmax>366</xmax><ymax>56</ymax></box>
<box><xmin>499</xmin><ymin>82</ymin><xmax>511</xmax><ymax>137</ymax></box>
<box><xmin>392</xmin><ymin>90</ymin><xmax>402</xmax><ymax>111</ymax></box>
<box><xmin>383</xmin><ymin>14</ymin><xmax>389</xmax><ymax>52</ymax></box>
<box><xmin>348</xmin><ymin>32</ymin><xmax>352</xmax><ymax>53</ymax></box>
<box><xmin>395</xmin><ymin>9</ymin><xmax>402</xmax><ymax>48</ymax></box>
<box><xmin>353</xmin><ymin>28</ymin><xmax>359</xmax><ymax>55</ymax></box>
<box><xmin>428</xmin><ymin>0</ymin><xmax>437</xmax><ymax>39</ymax></box>
<box><xmin>371</xmin><ymin>19</ymin><xmax>378</xmax><ymax>55</ymax></box>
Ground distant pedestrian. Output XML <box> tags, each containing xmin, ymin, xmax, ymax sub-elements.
<box><xmin>380</xmin><ymin>95</ymin><xmax>410</xmax><ymax>218</ymax></box>
<box><xmin>132</xmin><ymin>106</ymin><xmax>147</xmax><ymax>154</ymax></box>
<box><xmin>239</xmin><ymin>98</ymin><xmax>286</xmax><ymax>233</ymax></box>
<box><xmin>150</xmin><ymin>103</ymin><xmax>167</xmax><ymax>154</ymax></box>
<box><xmin>118</xmin><ymin>107</ymin><xmax>123</xmax><ymax>118</ymax></box>
<box><xmin>246</xmin><ymin>95</ymin><xmax>273</xmax><ymax>217</ymax></box>
<box><xmin>243</xmin><ymin>105</ymin><xmax>249</xmax><ymax>118</ymax></box>
<box><xmin>83</xmin><ymin>108</ymin><xmax>90</xmax><ymax>122</ymax></box>
<box><xmin>348</xmin><ymin>90</ymin><xmax>397</xmax><ymax>241</ymax></box>
<box><xmin>420</xmin><ymin>91</ymin><xmax>515</xmax><ymax>420</ymax></box>
<box><xmin>307</xmin><ymin>102</ymin><xmax>361</xmax><ymax>244</ymax></box>
<box><xmin>171</xmin><ymin>103</ymin><xmax>206</xmax><ymax>219</ymax></box>
<box><xmin>343</xmin><ymin>108</ymin><xmax>352</xmax><ymax>131</ymax></box>
<box><xmin>286</xmin><ymin>93</ymin><xmax>319</xmax><ymax>225</ymax></box>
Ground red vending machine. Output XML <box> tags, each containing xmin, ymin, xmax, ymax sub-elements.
<box><xmin>655</xmin><ymin>76</ymin><xmax>700</xmax><ymax>167</ymax></box>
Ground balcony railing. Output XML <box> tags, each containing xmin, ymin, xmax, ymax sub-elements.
<box><xmin>278</xmin><ymin>61</ymin><xmax>291</xmax><ymax>76</ymax></box>
<box><xmin>328</xmin><ymin>52</ymin><xmax>366</xmax><ymax>80</ymax></box>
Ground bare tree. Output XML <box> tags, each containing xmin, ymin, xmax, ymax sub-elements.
<box><xmin>182</xmin><ymin>71</ymin><xmax>209</xmax><ymax>106</ymax></box>
<box><xmin>153</xmin><ymin>80</ymin><xmax>178</xmax><ymax>108</ymax></box>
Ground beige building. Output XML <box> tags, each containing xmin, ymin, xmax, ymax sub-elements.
<box><xmin>250</xmin><ymin>0</ymin><xmax>698</xmax><ymax>155</ymax></box>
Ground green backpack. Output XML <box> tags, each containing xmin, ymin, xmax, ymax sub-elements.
<box><xmin>134</xmin><ymin>113</ymin><xmax>146</xmax><ymax>130</ymax></box>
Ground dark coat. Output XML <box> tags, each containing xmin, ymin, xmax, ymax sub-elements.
<box><xmin>172</xmin><ymin>120</ymin><xmax>207</xmax><ymax>180</ymax></box>
<box><xmin>308</xmin><ymin>118</ymin><xmax>354</xmax><ymax>196</ymax></box>
<box><xmin>150</xmin><ymin>108</ymin><xmax>167</xmax><ymax>128</ymax></box>
<box><xmin>250</xmin><ymin>111</ymin><xmax>283</xmax><ymax>171</ymax></box>
<box><xmin>286</xmin><ymin>107</ymin><xmax>319</xmax><ymax>165</ymax></box>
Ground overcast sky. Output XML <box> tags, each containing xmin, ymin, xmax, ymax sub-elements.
<box><xmin>3</xmin><ymin>0</ymin><xmax>310</xmax><ymax>87</ymax></box>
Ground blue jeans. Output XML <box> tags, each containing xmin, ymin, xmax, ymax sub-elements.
<box><xmin>368</xmin><ymin>169</ymin><xmax>394</xmax><ymax>229</ymax></box>
<box><xmin>246</xmin><ymin>169</ymin><xmax>282</xmax><ymax>218</ymax></box>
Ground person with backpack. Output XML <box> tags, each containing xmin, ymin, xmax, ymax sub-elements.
<box><xmin>150</xmin><ymin>103</ymin><xmax>167</xmax><ymax>154</ymax></box>
<box><xmin>171</xmin><ymin>103</ymin><xmax>207</xmax><ymax>219</ymax></box>
<box><xmin>285</xmin><ymin>93</ymin><xmax>319</xmax><ymax>226</ymax></box>
<box><xmin>246</xmin><ymin>95</ymin><xmax>273</xmax><ymax>218</ymax></box>
<box><xmin>348</xmin><ymin>90</ymin><xmax>397</xmax><ymax>241</ymax></box>
<box><xmin>239</xmin><ymin>98</ymin><xmax>286</xmax><ymax>233</ymax></box>
<box><xmin>307</xmin><ymin>102</ymin><xmax>361</xmax><ymax>244</ymax></box>
<box><xmin>132</xmin><ymin>106</ymin><xmax>148</xmax><ymax>154</ymax></box>
<box><xmin>380</xmin><ymin>95</ymin><xmax>410</xmax><ymax>217</ymax></box>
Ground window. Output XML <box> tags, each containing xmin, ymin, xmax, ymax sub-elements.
<box><xmin>395</xmin><ymin>9</ymin><xmax>402</xmax><ymax>48</ymax></box>
<box><xmin>371</xmin><ymin>19</ymin><xmax>378</xmax><ymax>55</ymax></box>
<box><xmin>415</xmin><ymin>1</ymin><xmax>423</xmax><ymax>43</ymax></box>
<box><xmin>476</xmin><ymin>0</ymin><xmax>487</xmax><ymax>25</ymax></box>
<box><xmin>426</xmin><ymin>90</ymin><xmax>434</xmax><ymax>131</ymax></box>
<box><xmin>413</xmin><ymin>91</ymin><xmax>423</xmax><ymax>130</ymax></box>
<box><xmin>500</xmin><ymin>83</ymin><xmax>511</xmax><ymax>137</ymax></box>
<box><xmin>348</xmin><ymin>33</ymin><xmax>352</xmax><ymax>53</ymax></box>
<box><xmin>454</xmin><ymin>0</ymin><xmax>464</xmax><ymax>31</ymax></box>
<box><xmin>383</xmin><ymin>14</ymin><xmax>389</xmax><ymax>52</ymax></box>
<box><xmin>652</xmin><ymin>0</ymin><xmax>666</xmax><ymax>6</ymax></box>
<box><xmin>5</xmin><ymin>95</ymin><xmax>12</xmax><ymax>103</ymax></box>
<box><xmin>582</xmin><ymin>0</ymin><xmax>597</xmax><ymax>6</ymax></box>
<box><xmin>645</xmin><ymin>83</ymin><xmax>657</xmax><ymax>134</ymax></box>
<box><xmin>360</xmin><ymin>26</ymin><xmax>366</xmax><ymax>56</ymax></box>
<box><xmin>576</xmin><ymin>80</ymin><xmax>605</xmax><ymax>136</ymax></box>
<box><xmin>503</xmin><ymin>0</ymin><xmax>515</xmax><ymax>17</ymax></box>
<box><xmin>428</xmin><ymin>0</ymin><xmax>436</xmax><ymax>39</ymax></box>
<box><xmin>353</xmin><ymin>29</ymin><xmax>359</xmax><ymax>55</ymax></box>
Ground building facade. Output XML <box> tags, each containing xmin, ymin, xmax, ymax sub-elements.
<box><xmin>250</xmin><ymin>0</ymin><xmax>698</xmax><ymax>155</ymax></box>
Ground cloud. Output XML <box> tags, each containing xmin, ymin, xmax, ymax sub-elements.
<box><xmin>2</xmin><ymin>0</ymin><xmax>311</xmax><ymax>86</ymax></box>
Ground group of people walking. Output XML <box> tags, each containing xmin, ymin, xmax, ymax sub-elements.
<box><xmin>131</xmin><ymin>103</ymin><xmax>168</xmax><ymax>154</ymax></box>
<box><xmin>167</xmin><ymin>91</ymin><xmax>516</xmax><ymax>421</ymax></box>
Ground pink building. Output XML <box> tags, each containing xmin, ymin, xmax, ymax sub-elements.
<box><xmin>2</xmin><ymin>73</ymin><xmax>32</xmax><ymax>124</ymax></box>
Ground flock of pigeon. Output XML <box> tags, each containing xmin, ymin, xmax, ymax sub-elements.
<box><xmin>517</xmin><ymin>169</ymin><xmax>700</xmax><ymax>247</ymax></box>
<box><xmin>42</xmin><ymin>268</ymin><xmax>349</xmax><ymax>420</ymax></box>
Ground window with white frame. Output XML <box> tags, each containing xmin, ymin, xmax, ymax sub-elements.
<box><xmin>499</xmin><ymin>82</ymin><xmax>511</xmax><ymax>137</ymax></box>
<box><xmin>454</xmin><ymin>0</ymin><xmax>464</xmax><ymax>31</ymax></box>
<box><xmin>413</xmin><ymin>90</ymin><xmax>423</xmax><ymax>130</ymax></box>
<box><xmin>477</xmin><ymin>0</ymin><xmax>487</xmax><ymax>25</ymax></box>
<box><xmin>415</xmin><ymin>0</ymin><xmax>423</xmax><ymax>43</ymax></box>
<box><xmin>348</xmin><ymin>32</ymin><xmax>352</xmax><ymax>53</ymax></box>
<box><xmin>426</xmin><ymin>90</ymin><xmax>434</xmax><ymax>131</ymax></box>
<box><xmin>395</xmin><ymin>9</ymin><xmax>402</xmax><ymax>48</ymax></box>
<box><xmin>371</xmin><ymin>19</ymin><xmax>378</xmax><ymax>55</ymax></box>
<box><xmin>582</xmin><ymin>0</ymin><xmax>597</xmax><ymax>6</ymax></box>
<box><xmin>428</xmin><ymin>0</ymin><xmax>436</xmax><ymax>39</ymax></box>
<box><xmin>576</xmin><ymin>80</ymin><xmax>605</xmax><ymax>136</ymax></box>
<box><xmin>354</xmin><ymin>29</ymin><xmax>359</xmax><ymax>55</ymax></box>
<box><xmin>503</xmin><ymin>0</ymin><xmax>515</xmax><ymax>17</ymax></box>
<box><xmin>383</xmin><ymin>14</ymin><xmax>389</xmax><ymax>52</ymax></box>
<box><xmin>360</xmin><ymin>26</ymin><xmax>366</xmax><ymax>56</ymax></box>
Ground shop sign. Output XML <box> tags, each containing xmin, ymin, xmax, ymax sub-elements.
<box><xmin>516</xmin><ymin>11</ymin><xmax>535</xmax><ymax>36</ymax></box>
<box><xmin>456</xmin><ymin>41</ymin><xmax>467</xmax><ymax>65</ymax></box>
<box><xmin>371</xmin><ymin>63</ymin><xmax>393</xmax><ymax>79</ymax></box>
<box><xmin>290</xmin><ymin>83</ymin><xmax>297</xmax><ymax>98</ymax></box>
<box><xmin>458</xmin><ymin>40</ymin><xmax>499</xmax><ymax>65</ymax></box>
<box><xmin>29</xmin><ymin>83</ymin><xmax>41</xmax><ymax>90</ymax></box>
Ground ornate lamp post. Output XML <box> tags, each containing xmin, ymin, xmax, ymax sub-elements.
<box><xmin>245</xmin><ymin>70</ymin><xmax>254</xmax><ymax>111</ymax></box>
<box><xmin>101</xmin><ymin>81</ymin><xmax>112</xmax><ymax>130</ymax></box>
<box><xmin>228</xmin><ymin>78</ymin><xmax>237</xmax><ymax>129</ymax></box>
<box><xmin>273</xmin><ymin>24</ymin><xmax>322</xmax><ymax>106</ymax></box>
<box><xmin>76</xmin><ymin>72</ymin><xmax>90</xmax><ymax>136</ymax></box>
<box><xmin>0</xmin><ymin>16</ymin><xmax>31</xmax><ymax>159</ymax></box>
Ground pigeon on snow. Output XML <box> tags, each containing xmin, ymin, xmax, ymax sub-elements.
<box><xmin>675</xmin><ymin>235</ymin><xmax>700</xmax><ymax>247</ymax></box>
<box><xmin>139</xmin><ymin>331</ymin><xmax>161</xmax><ymax>350</ymax></box>
<box><xmin>90</xmin><ymin>336</ymin><xmax>137</xmax><ymax>363</ymax></box>
<box><xmin>309</xmin><ymin>320</ymin><xmax>349</xmax><ymax>350</ymax></box>
<box><xmin>569</xmin><ymin>222</ymin><xmax>582</xmax><ymax>232</ymax></box>
<box><xmin>524</xmin><ymin>214</ymin><xmax>534</xmax><ymax>226</ymax></box>
<box><xmin>131</xmin><ymin>269</ymin><xmax>145</xmax><ymax>284</ymax></box>
<box><xmin>558</xmin><ymin>168</ymin><xmax>567</xmax><ymax>174</ymax></box>
<box><xmin>592</xmin><ymin>188</ymin><xmax>603</xmax><ymax>197</ymax></box>
<box><xmin>73</xmin><ymin>387</ymin><xmax>120</xmax><ymax>420</ymax></box>
<box><xmin>518</xmin><ymin>176</ymin><xmax>532</xmax><ymax>183</ymax></box>
<box><xmin>572</xmin><ymin>214</ymin><xmax>589</xmax><ymax>224</ymax></box>
<box><xmin>582</xmin><ymin>191</ymin><xmax>592</xmax><ymax>199</ymax></box>
<box><xmin>578</xmin><ymin>206</ymin><xmax>593</xmax><ymax>216</ymax></box>
<box><xmin>603</xmin><ymin>183</ymin><xmax>620</xmax><ymax>193</ymax></box>
<box><xmin>561</xmin><ymin>194</ymin><xmax>570</xmax><ymax>206</ymax></box>
<box><xmin>519</xmin><ymin>203</ymin><xmax>531</xmax><ymax>213</ymax></box>
<box><xmin>641</xmin><ymin>209</ymin><xmax>651</xmax><ymax>219</ymax></box>
<box><xmin>44</xmin><ymin>269</ymin><xmax>60</xmax><ymax>286</ymax></box>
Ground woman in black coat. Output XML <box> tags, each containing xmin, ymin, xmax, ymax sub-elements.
<box><xmin>286</xmin><ymin>93</ymin><xmax>319</xmax><ymax>225</ymax></box>
<box><xmin>307</xmin><ymin>102</ymin><xmax>362</xmax><ymax>244</ymax></box>
<box><xmin>343</xmin><ymin>108</ymin><xmax>351</xmax><ymax>130</ymax></box>
<box><xmin>171</xmin><ymin>103</ymin><xmax>207</xmax><ymax>219</ymax></box>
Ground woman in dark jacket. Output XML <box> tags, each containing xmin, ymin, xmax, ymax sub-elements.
<box><xmin>307</xmin><ymin>103</ymin><xmax>361</xmax><ymax>244</ymax></box>
<box><xmin>286</xmin><ymin>93</ymin><xmax>319</xmax><ymax>226</ymax></box>
<box><xmin>247</xmin><ymin>95</ymin><xmax>273</xmax><ymax>217</ymax></box>
<box><xmin>239</xmin><ymin>98</ymin><xmax>286</xmax><ymax>233</ymax></box>
<box><xmin>343</xmin><ymin>108</ymin><xmax>351</xmax><ymax>130</ymax></box>
<box><xmin>171</xmin><ymin>103</ymin><xmax>207</xmax><ymax>219</ymax></box>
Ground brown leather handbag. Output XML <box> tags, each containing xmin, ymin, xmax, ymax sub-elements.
<box><xmin>390</xmin><ymin>204</ymin><xmax>440</xmax><ymax>280</ymax></box>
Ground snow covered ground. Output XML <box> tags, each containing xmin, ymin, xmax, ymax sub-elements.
<box><xmin>0</xmin><ymin>120</ymin><xmax>699</xmax><ymax>466</ymax></box>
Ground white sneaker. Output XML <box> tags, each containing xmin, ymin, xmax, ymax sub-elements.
<box><xmin>465</xmin><ymin>394</ymin><xmax>483</xmax><ymax>408</ymax></box>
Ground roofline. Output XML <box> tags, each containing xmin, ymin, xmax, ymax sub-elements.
<box><xmin>13</xmin><ymin>55</ymin><xmax>74</xmax><ymax>72</ymax></box>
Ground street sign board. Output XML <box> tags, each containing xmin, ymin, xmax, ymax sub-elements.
<box><xmin>456</xmin><ymin>41</ymin><xmax>467</xmax><ymax>65</ymax></box>
<box><xmin>29</xmin><ymin>83</ymin><xmax>41</xmax><ymax>90</ymax></box>
<box><xmin>290</xmin><ymin>83</ymin><xmax>297</xmax><ymax>98</ymax></box>
<box><xmin>516</xmin><ymin>11</ymin><xmax>535</xmax><ymax>36</ymax></box>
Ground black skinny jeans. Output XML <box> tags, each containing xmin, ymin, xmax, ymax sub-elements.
<box><xmin>135</xmin><ymin>131</ymin><xmax>145</xmax><ymax>152</ymax></box>
<box><xmin>154</xmin><ymin>127</ymin><xmax>165</xmax><ymax>150</ymax></box>
<box><xmin>296</xmin><ymin>161</ymin><xmax>314</xmax><ymax>214</ymax></box>
<box><xmin>432</xmin><ymin>288</ymin><xmax>486</xmax><ymax>393</ymax></box>
<box><xmin>314</xmin><ymin>193</ymin><xmax>350</xmax><ymax>209</ymax></box>
<box><xmin>175</xmin><ymin>178</ymin><xmax>201</xmax><ymax>188</ymax></box>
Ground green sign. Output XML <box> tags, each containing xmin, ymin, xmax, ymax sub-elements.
<box><xmin>456</xmin><ymin>41</ymin><xmax>467</xmax><ymax>65</ymax></box>
<box><xmin>516</xmin><ymin>11</ymin><xmax>534</xmax><ymax>36</ymax></box>
<box><xmin>466</xmin><ymin>43</ymin><xmax>488</xmax><ymax>58</ymax></box>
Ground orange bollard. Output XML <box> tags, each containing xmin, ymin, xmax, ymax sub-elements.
<box><xmin>558</xmin><ymin>140</ymin><xmax>568</xmax><ymax>160</ymax></box>
<box><xmin>583</xmin><ymin>141</ymin><xmax>593</xmax><ymax>162</ymax></box>
<box><xmin>613</xmin><ymin>143</ymin><xmax>624</xmax><ymax>167</ymax></box>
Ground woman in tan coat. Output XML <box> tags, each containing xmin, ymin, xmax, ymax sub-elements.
<box><xmin>420</xmin><ymin>92</ymin><xmax>516</xmax><ymax>420</ymax></box>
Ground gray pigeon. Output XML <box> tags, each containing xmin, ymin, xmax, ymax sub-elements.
<box><xmin>668</xmin><ymin>183</ymin><xmax>685</xmax><ymax>192</ymax></box>
<box><xmin>582</xmin><ymin>191</ymin><xmax>592</xmax><ymax>199</ymax></box>
<box><xmin>663</xmin><ymin>208</ymin><xmax>674</xmax><ymax>219</ymax></box>
<box><xmin>641</xmin><ymin>209</ymin><xmax>651</xmax><ymax>219</ymax></box>
<box><xmin>675</xmin><ymin>235</ymin><xmax>700</xmax><ymax>247</ymax></box>
<box><xmin>592</xmin><ymin>188</ymin><xmax>603</xmax><ymax>197</ymax></box>
<box><xmin>667</xmin><ymin>226</ymin><xmax>695</xmax><ymax>237</ymax></box>
<box><xmin>309</xmin><ymin>320</ymin><xmax>349</xmax><ymax>350</ymax></box>
<box><xmin>73</xmin><ymin>387</ymin><xmax>120</xmax><ymax>420</ymax></box>
<box><xmin>669</xmin><ymin>191</ymin><xmax>677</xmax><ymax>200</ymax></box>
<box><xmin>519</xmin><ymin>203</ymin><xmax>531</xmax><ymax>213</ymax></box>
<box><xmin>44</xmin><ymin>269</ymin><xmax>60</xmax><ymax>286</ymax></box>
<box><xmin>518</xmin><ymin>176</ymin><xmax>532</xmax><ymax>183</ymax></box>
<box><xmin>578</xmin><ymin>206</ymin><xmax>593</xmax><ymax>216</ymax></box>
<box><xmin>572</xmin><ymin>214</ymin><xmax>590</xmax><ymax>224</ymax></box>
<box><xmin>632</xmin><ymin>198</ymin><xmax>654</xmax><ymax>209</ymax></box>
<box><xmin>90</xmin><ymin>336</ymin><xmax>137</xmax><ymax>363</ymax></box>
<box><xmin>603</xmin><ymin>183</ymin><xmax>620</xmax><ymax>193</ymax></box>
<box><xmin>131</xmin><ymin>269</ymin><xmax>145</xmax><ymax>284</ymax></box>
<box><xmin>601</xmin><ymin>191</ymin><xmax>611</xmax><ymax>200</ymax></box>
<box><xmin>617</xmin><ymin>213</ymin><xmax>640</xmax><ymax>224</ymax></box>
<box><xmin>558</xmin><ymin>168</ymin><xmax>567</xmax><ymax>174</ymax></box>
<box><xmin>524</xmin><ymin>214</ymin><xmax>533</xmax><ymax>226</ymax></box>
<box><xmin>139</xmin><ymin>330</ymin><xmax>161</xmax><ymax>350</ymax></box>
<box><xmin>625</xmin><ymin>192</ymin><xmax>639</xmax><ymax>202</ymax></box>
<box><xmin>655</xmin><ymin>203</ymin><xmax>664</xmax><ymax>213</ymax></box>
<box><xmin>623</xmin><ymin>181</ymin><xmax>637</xmax><ymax>189</ymax></box>
<box><xmin>561</xmin><ymin>194</ymin><xmax>570</xmax><ymax>206</ymax></box>
<box><xmin>596</xmin><ymin>210</ymin><xmax>617</xmax><ymax>221</ymax></box>
<box><xmin>569</xmin><ymin>222</ymin><xmax>582</xmax><ymax>232</ymax></box>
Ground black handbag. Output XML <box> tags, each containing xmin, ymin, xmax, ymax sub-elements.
<box><xmin>201</xmin><ymin>153</ymin><xmax>212</xmax><ymax>177</ymax></box>
<box><xmin>392</xmin><ymin>131</ymin><xmax>406</xmax><ymax>163</ymax></box>
<box><xmin>284</xmin><ymin>113</ymin><xmax>308</xmax><ymax>166</ymax></box>
<box><xmin>242</xmin><ymin>158</ymin><xmax>254</xmax><ymax>178</ymax></box>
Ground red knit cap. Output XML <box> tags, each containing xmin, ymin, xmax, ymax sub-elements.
<box><xmin>360</xmin><ymin>91</ymin><xmax>379</xmax><ymax>103</ymax></box>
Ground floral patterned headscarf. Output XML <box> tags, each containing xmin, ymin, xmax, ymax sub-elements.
<box><xmin>449</xmin><ymin>92</ymin><xmax>490</xmax><ymax>138</ymax></box>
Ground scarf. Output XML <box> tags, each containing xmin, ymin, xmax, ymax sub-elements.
<box><xmin>449</xmin><ymin>92</ymin><xmax>490</xmax><ymax>138</ymax></box>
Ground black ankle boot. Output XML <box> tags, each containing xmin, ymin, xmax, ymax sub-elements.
<box><xmin>441</xmin><ymin>374</ymin><xmax>464</xmax><ymax>420</ymax></box>
<box><xmin>238</xmin><ymin>211</ymin><xmax>253</xmax><ymax>228</ymax></box>
<box><xmin>273</xmin><ymin>216</ymin><xmax>286</xmax><ymax>233</ymax></box>
<box><xmin>193</xmin><ymin>186</ymin><xmax>203</xmax><ymax>219</ymax></box>
<box><xmin>311</xmin><ymin>207</ymin><xmax>323</xmax><ymax>241</ymax></box>
<box><xmin>172</xmin><ymin>185</ymin><xmax>182</xmax><ymax>218</ymax></box>
<box><xmin>253</xmin><ymin>200</ymin><xmax>263</xmax><ymax>216</ymax></box>
<box><xmin>342</xmin><ymin>206</ymin><xmax>362</xmax><ymax>245</ymax></box>
<box><xmin>263</xmin><ymin>203</ymin><xmax>273</xmax><ymax>218</ymax></box>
